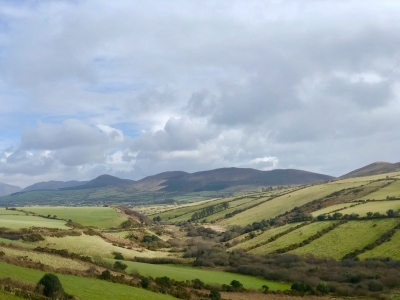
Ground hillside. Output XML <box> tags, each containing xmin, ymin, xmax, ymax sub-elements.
<box><xmin>22</xmin><ymin>180</ymin><xmax>87</xmax><ymax>192</ymax></box>
<box><xmin>0</xmin><ymin>182</ymin><xmax>21</xmax><ymax>196</ymax></box>
<box><xmin>340</xmin><ymin>161</ymin><xmax>400</xmax><ymax>179</ymax></box>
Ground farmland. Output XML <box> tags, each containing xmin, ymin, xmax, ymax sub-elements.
<box><xmin>359</xmin><ymin>229</ymin><xmax>400</xmax><ymax>260</ymax></box>
<box><xmin>0</xmin><ymin>215</ymin><xmax>68</xmax><ymax>230</ymax></box>
<box><xmin>337</xmin><ymin>200</ymin><xmax>400</xmax><ymax>217</ymax></box>
<box><xmin>358</xmin><ymin>179</ymin><xmax>400</xmax><ymax>200</ymax></box>
<box><xmin>18</xmin><ymin>206</ymin><xmax>127</xmax><ymax>228</ymax></box>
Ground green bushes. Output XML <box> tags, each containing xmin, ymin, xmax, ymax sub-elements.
<box><xmin>37</xmin><ymin>273</ymin><xmax>67</xmax><ymax>300</ymax></box>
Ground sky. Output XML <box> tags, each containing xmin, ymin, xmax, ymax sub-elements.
<box><xmin>1</xmin><ymin>0</ymin><xmax>400</xmax><ymax>188</ymax></box>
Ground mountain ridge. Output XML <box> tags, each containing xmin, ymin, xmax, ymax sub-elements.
<box><xmin>0</xmin><ymin>182</ymin><xmax>22</xmax><ymax>196</ymax></box>
<box><xmin>340</xmin><ymin>161</ymin><xmax>400</xmax><ymax>179</ymax></box>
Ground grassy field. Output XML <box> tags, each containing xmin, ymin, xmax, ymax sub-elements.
<box><xmin>0</xmin><ymin>261</ymin><xmax>177</xmax><ymax>300</ymax></box>
<box><xmin>0</xmin><ymin>208</ymin><xmax>26</xmax><ymax>215</ymax></box>
<box><xmin>249</xmin><ymin>221</ymin><xmax>335</xmax><ymax>255</ymax></box>
<box><xmin>0</xmin><ymin>215</ymin><xmax>68</xmax><ymax>230</ymax></box>
<box><xmin>0</xmin><ymin>245</ymin><xmax>88</xmax><ymax>270</ymax></box>
<box><xmin>358</xmin><ymin>180</ymin><xmax>400</xmax><ymax>200</ymax></box>
<box><xmin>0</xmin><ymin>238</ymin><xmax>36</xmax><ymax>249</ymax></box>
<box><xmin>19</xmin><ymin>206</ymin><xmax>127</xmax><ymax>228</ymax></box>
<box><xmin>359</xmin><ymin>229</ymin><xmax>400</xmax><ymax>260</ymax></box>
<box><xmin>0</xmin><ymin>290</ymin><xmax>25</xmax><ymax>300</ymax></box>
<box><xmin>290</xmin><ymin>219</ymin><xmax>400</xmax><ymax>259</ymax></box>
<box><xmin>222</xmin><ymin>181</ymin><xmax>366</xmax><ymax>227</ymax></box>
<box><xmin>32</xmin><ymin>234</ymin><xmax>172</xmax><ymax>259</ymax></box>
<box><xmin>311</xmin><ymin>203</ymin><xmax>355</xmax><ymax>216</ymax></box>
<box><xmin>336</xmin><ymin>201</ymin><xmax>400</xmax><ymax>217</ymax></box>
<box><xmin>112</xmin><ymin>260</ymin><xmax>290</xmax><ymax>291</ymax></box>
<box><xmin>230</xmin><ymin>223</ymin><xmax>301</xmax><ymax>250</ymax></box>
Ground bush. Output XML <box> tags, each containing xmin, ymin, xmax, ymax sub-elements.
<box><xmin>141</xmin><ymin>277</ymin><xmax>150</xmax><ymax>288</ymax></box>
<box><xmin>114</xmin><ymin>252</ymin><xmax>124</xmax><ymax>260</ymax></box>
<box><xmin>37</xmin><ymin>273</ymin><xmax>65</xmax><ymax>299</ymax></box>
<box><xmin>113</xmin><ymin>261</ymin><xmax>128</xmax><ymax>271</ymax></box>
<box><xmin>209</xmin><ymin>289</ymin><xmax>221</xmax><ymax>300</ymax></box>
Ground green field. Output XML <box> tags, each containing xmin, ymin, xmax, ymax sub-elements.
<box><xmin>32</xmin><ymin>234</ymin><xmax>171</xmax><ymax>259</ymax></box>
<box><xmin>311</xmin><ymin>203</ymin><xmax>354</xmax><ymax>216</ymax></box>
<box><xmin>358</xmin><ymin>179</ymin><xmax>400</xmax><ymax>200</ymax></box>
<box><xmin>0</xmin><ymin>261</ymin><xmax>177</xmax><ymax>300</ymax></box>
<box><xmin>222</xmin><ymin>181</ymin><xmax>366</xmax><ymax>226</ymax></box>
<box><xmin>18</xmin><ymin>206</ymin><xmax>127</xmax><ymax>228</ymax></box>
<box><xmin>290</xmin><ymin>219</ymin><xmax>400</xmax><ymax>259</ymax></box>
<box><xmin>112</xmin><ymin>260</ymin><xmax>290</xmax><ymax>291</ymax></box>
<box><xmin>249</xmin><ymin>221</ymin><xmax>335</xmax><ymax>255</ymax></box>
<box><xmin>0</xmin><ymin>290</ymin><xmax>24</xmax><ymax>300</ymax></box>
<box><xmin>0</xmin><ymin>215</ymin><xmax>68</xmax><ymax>230</ymax></box>
<box><xmin>0</xmin><ymin>208</ymin><xmax>26</xmax><ymax>215</ymax></box>
<box><xmin>336</xmin><ymin>201</ymin><xmax>400</xmax><ymax>217</ymax></box>
<box><xmin>358</xmin><ymin>229</ymin><xmax>400</xmax><ymax>260</ymax></box>
<box><xmin>230</xmin><ymin>223</ymin><xmax>301</xmax><ymax>251</ymax></box>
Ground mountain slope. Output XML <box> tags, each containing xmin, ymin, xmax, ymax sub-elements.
<box><xmin>0</xmin><ymin>182</ymin><xmax>21</xmax><ymax>196</ymax></box>
<box><xmin>23</xmin><ymin>180</ymin><xmax>87</xmax><ymax>192</ymax></box>
<box><xmin>61</xmin><ymin>174</ymin><xmax>134</xmax><ymax>190</ymax></box>
<box><xmin>340</xmin><ymin>161</ymin><xmax>400</xmax><ymax>179</ymax></box>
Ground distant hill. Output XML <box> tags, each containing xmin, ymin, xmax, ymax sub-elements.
<box><xmin>61</xmin><ymin>174</ymin><xmax>134</xmax><ymax>190</ymax></box>
<box><xmin>133</xmin><ymin>168</ymin><xmax>334</xmax><ymax>193</ymax></box>
<box><xmin>0</xmin><ymin>182</ymin><xmax>21</xmax><ymax>196</ymax></box>
<box><xmin>340</xmin><ymin>161</ymin><xmax>400</xmax><ymax>179</ymax></box>
<box><xmin>23</xmin><ymin>180</ymin><xmax>87</xmax><ymax>192</ymax></box>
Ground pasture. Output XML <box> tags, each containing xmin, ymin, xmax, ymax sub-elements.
<box><xmin>116</xmin><ymin>260</ymin><xmax>290</xmax><ymax>291</ymax></box>
<box><xmin>359</xmin><ymin>229</ymin><xmax>400</xmax><ymax>260</ymax></box>
<box><xmin>358</xmin><ymin>180</ymin><xmax>400</xmax><ymax>200</ymax></box>
<box><xmin>249</xmin><ymin>221</ymin><xmax>335</xmax><ymax>255</ymax></box>
<box><xmin>0</xmin><ymin>208</ymin><xmax>25</xmax><ymax>215</ymax></box>
<box><xmin>18</xmin><ymin>206</ymin><xmax>127</xmax><ymax>228</ymax></box>
<box><xmin>311</xmin><ymin>203</ymin><xmax>354</xmax><ymax>216</ymax></box>
<box><xmin>0</xmin><ymin>215</ymin><xmax>68</xmax><ymax>230</ymax></box>
<box><xmin>336</xmin><ymin>200</ymin><xmax>400</xmax><ymax>217</ymax></box>
<box><xmin>0</xmin><ymin>261</ymin><xmax>177</xmax><ymax>300</ymax></box>
<box><xmin>0</xmin><ymin>290</ymin><xmax>24</xmax><ymax>300</ymax></box>
<box><xmin>222</xmin><ymin>181</ymin><xmax>366</xmax><ymax>226</ymax></box>
<box><xmin>290</xmin><ymin>219</ymin><xmax>400</xmax><ymax>259</ymax></box>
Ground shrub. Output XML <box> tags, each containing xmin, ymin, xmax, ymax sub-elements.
<box><xmin>114</xmin><ymin>252</ymin><xmax>124</xmax><ymax>260</ymax></box>
<box><xmin>209</xmin><ymin>289</ymin><xmax>221</xmax><ymax>300</ymax></box>
<box><xmin>141</xmin><ymin>277</ymin><xmax>150</xmax><ymax>288</ymax></box>
<box><xmin>113</xmin><ymin>261</ymin><xmax>128</xmax><ymax>271</ymax></box>
<box><xmin>37</xmin><ymin>273</ymin><xmax>65</xmax><ymax>299</ymax></box>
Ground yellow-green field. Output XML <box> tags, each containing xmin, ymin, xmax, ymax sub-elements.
<box><xmin>249</xmin><ymin>221</ymin><xmax>336</xmax><ymax>255</ymax></box>
<box><xmin>0</xmin><ymin>237</ymin><xmax>36</xmax><ymax>249</ymax></box>
<box><xmin>359</xmin><ymin>229</ymin><xmax>400</xmax><ymax>260</ymax></box>
<box><xmin>311</xmin><ymin>203</ymin><xmax>355</xmax><ymax>216</ymax></box>
<box><xmin>290</xmin><ymin>219</ymin><xmax>400</xmax><ymax>259</ymax></box>
<box><xmin>358</xmin><ymin>180</ymin><xmax>400</xmax><ymax>200</ymax></box>
<box><xmin>0</xmin><ymin>245</ymin><xmax>88</xmax><ymax>270</ymax></box>
<box><xmin>18</xmin><ymin>206</ymin><xmax>127</xmax><ymax>228</ymax></box>
<box><xmin>115</xmin><ymin>260</ymin><xmax>290</xmax><ymax>291</ymax></box>
<box><xmin>0</xmin><ymin>261</ymin><xmax>177</xmax><ymax>300</ymax></box>
<box><xmin>222</xmin><ymin>181</ymin><xmax>366</xmax><ymax>226</ymax></box>
<box><xmin>32</xmin><ymin>234</ymin><xmax>172</xmax><ymax>259</ymax></box>
<box><xmin>230</xmin><ymin>223</ymin><xmax>301</xmax><ymax>250</ymax></box>
<box><xmin>336</xmin><ymin>201</ymin><xmax>400</xmax><ymax>217</ymax></box>
<box><xmin>0</xmin><ymin>215</ymin><xmax>68</xmax><ymax>230</ymax></box>
<box><xmin>0</xmin><ymin>208</ymin><xmax>26</xmax><ymax>215</ymax></box>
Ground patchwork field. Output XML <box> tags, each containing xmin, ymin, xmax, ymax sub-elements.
<box><xmin>114</xmin><ymin>260</ymin><xmax>290</xmax><ymax>291</ymax></box>
<box><xmin>0</xmin><ymin>215</ymin><xmax>68</xmax><ymax>230</ymax></box>
<box><xmin>18</xmin><ymin>206</ymin><xmax>127</xmax><ymax>228</ymax></box>
<box><xmin>290</xmin><ymin>219</ymin><xmax>400</xmax><ymax>259</ymax></box>
<box><xmin>249</xmin><ymin>221</ymin><xmax>336</xmax><ymax>255</ymax></box>
<box><xmin>32</xmin><ymin>234</ymin><xmax>172</xmax><ymax>259</ymax></box>
<box><xmin>358</xmin><ymin>179</ymin><xmax>400</xmax><ymax>200</ymax></box>
<box><xmin>311</xmin><ymin>203</ymin><xmax>354</xmax><ymax>216</ymax></box>
<box><xmin>0</xmin><ymin>261</ymin><xmax>177</xmax><ymax>300</ymax></box>
<box><xmin>358</xmin><ymin>229</ymin><xmax>400</xmax><ymax>260</ymax></box>
<box><xmin>336</xmin><ymin>200</ymin><xmax>400</xmax><ymax>217</ymax></box>
<box><xmin>222</xmin><ymin>181</ymin><xmax>366</xmax><ymax>226</ymax></box>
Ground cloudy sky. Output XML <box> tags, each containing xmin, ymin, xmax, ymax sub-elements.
<box><xmin>1</xmin><ymin>0</ymin><xmax>400</xmax><ymax>187</ymax></box>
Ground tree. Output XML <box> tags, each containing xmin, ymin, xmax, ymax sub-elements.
<box><xmin>386</xmin><ymin>209</ymin><xmax>397</xmax><ymax>217</ymax></box>
<box><xmin>38</xmin><ymin>273</ymin><xmax>65</xmax><ymax>300</ymax></box>
<box><xmin>141</xmin><ymin>277</ymin><xmax>150</xmax><ymax>288</ymax></box>
<box><xmin>230</xmin><ymin>279</ymin><xmax>244</xmax><ymax>291</ymax></box>
<box><xmin>114</xmin><ymin>261</ymin><xmax>128</xmax><ymax>271</ymax></box>
<box><xmin>114</xmin><ymin>252</ymin><xmax>124</xmax><ymax>260</ymax></box>
<box><xmin>209</xmin><ymin>289</ymin><xmax>221</xmax><ymax>300</ymax></box>
<box><xmin>316</xmin><ymin>282</ymin><xmax>330</xmax><ymax>294</ymax></box>
<box><xmin>317</xmin><ymin>214</ymin><xmax>327</xmax><ymax>221</ymax></box>
<box><xmin>366</xmin><ymin>212</ymin><xmax>373</xmax><ymax>218</ymax></box>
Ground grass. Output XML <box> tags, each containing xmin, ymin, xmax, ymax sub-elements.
<box><xmin>0</xmin><ymin>208</ymin><xmax>26</xmax><ymax>215</ymax></box>
<box><xmin>0</xmin><ymin>245</ymin><xmax>88</xmax><ymax>270</ymax></box>
<box><xmin>230</xmin><ymin>223</ymin><xmax>301</xmax><ymax>250</ymax></box>
<box><xmin>112</xmin><ymin>260</ymin><xmax>290</xmax><ymax>291</ymax></box>
<box><xmin>358</xmin><ymin>229</ymin><xmax>400</xmax><ymax>260</ymax></box>
<box><xmin>358</xmin><ymin>180</ymin><xmax>400</xmax><ymax>200</ymax></box>
<box><xmin>290</xmin><ymin>219</ymin><xmax>400</xmax><ymax>259</ymax></box>
<box><xmin>0</xmin><ymin>215</ymin><xmax>68</xmax><ymax>230</ymax></box>
<box><xmin>32</xmin><ymin>234</ymin><xmax>172</xmax><ymax>259</ymax></box>
<box><xmin>0</xmin><ymin>290</ymin><xmax>25</xmax><ymax>300</ymax></box>
<box><xmin>222</xmin><ymin>181</ymin><xmax>366</xmax><ymax>227</ymax></box>
<box><xmin>18</xmin><ymin>206</ymin><xmax>127</xmax><ymax>228</ymax></box>
<box><xmin>336</xmin><ymin>201</ymin><xmax>400</xmax><ymax>216</ymax></box>
<box><xmin>0</xmin><ymin>261</ymin><xmax>177</xmax><ymax>300</ymax></box>
<box><xmin>0</xmin><ymin>238</ymin><xmax>36</xmax><ymax>249</ymax></box>
<box><xmin>249</xmin><ymin>221</ymin><xmax>336</xmax><ymax>255</ymax></box>
<box><xmin>311</xmin><ymin>203</ymin><xmax>354</xmax><ymax>216</ymax></box>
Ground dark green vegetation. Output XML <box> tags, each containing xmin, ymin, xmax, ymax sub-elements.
<box><xmin>0</xmin><ymin>167</ymin><xmax>332</xmax><ymax>206</ymax></box>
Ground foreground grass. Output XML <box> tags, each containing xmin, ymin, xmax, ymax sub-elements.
<box><xmin>0</xmin><ymin>215</ymin><xmax>68</xmax><ymax>230</ymax></box>
<box><xmin>116</xmin><ymin>260</ymin><xmax>290</xmax><ymax>291</ymax></box>
<box><xmin>0</xmin><ymin>261</ymin><xmax>177</xmax><ymax>300</ymax></box>
<box><xmin>290</xmin><ymin>219</ymin><xmax>400</xmax><ymax>259</ymax></box>
<box><xmin>19</xmin><ymin>206</ymin><xmax>127</xmax><ymax>228</ymax></box>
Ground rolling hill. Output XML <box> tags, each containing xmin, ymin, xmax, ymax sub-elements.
<box><xmin>0</xmin><ymin>182</ymin><xmax>21</xmax><ymax>197</ymax></box>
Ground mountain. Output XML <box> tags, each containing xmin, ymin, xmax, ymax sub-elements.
<box><xmin>0</xmin><ymin>182</ymin><xmax>21</xmax><ymax>196</ymax></box>
<box><xmin>130</xmin><ymin>168</ymin><xmax>334</xmax><ymax>193</ymax></box>
<box><xmin>23</xmin><ymin>180</ymin><xmax>87</xmax><ymax>192</ymax></box>
<box><xmin>61</xmin><ymin>174</ymin><xmax>134</xmax><ymax>190</ymax></box>
<box><xmin>340</xmin><ymin>161</ymin><xmax>400</xmax><ymax>179</ymax></box>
